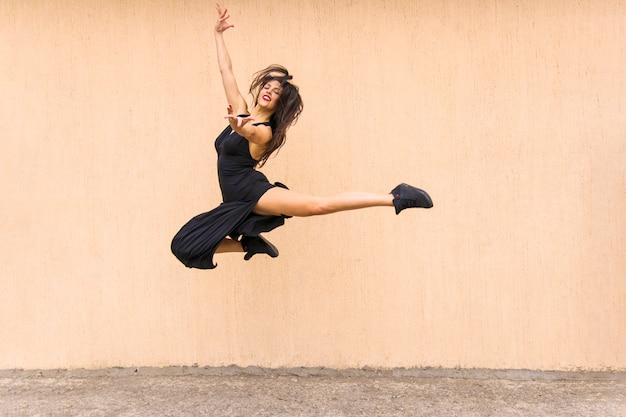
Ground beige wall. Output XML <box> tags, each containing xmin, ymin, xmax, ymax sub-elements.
<box><xmin>1</xmin><ymin>0</ymin><xmax>624</xmax><ymax>371</ymax></box>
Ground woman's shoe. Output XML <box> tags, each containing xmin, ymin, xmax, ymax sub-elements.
<box><xmin>241</xmin><ymin>235</ymin><xmax>279</xmax><ymax>260</ymax></box>
<box><xmin>391</xmin><ymin>183</ymin><xmax>433</xmax><ymax>214</ymax></box>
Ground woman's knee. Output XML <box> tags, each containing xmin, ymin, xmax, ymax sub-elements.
<box><xmin>280</xmin><ymin>196</ymin><xmax>329</xmax><ymax>217</ymax></box>
<box><xmin>256</xmin><ymin>189</ymin><xmax>331</xmax><ymax>217</ymax></box>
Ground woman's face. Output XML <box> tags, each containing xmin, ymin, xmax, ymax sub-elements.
<box><xmin>257</xmin><ymin>80</ymin><xmax>282</xmax><ymax>112</ymax></box>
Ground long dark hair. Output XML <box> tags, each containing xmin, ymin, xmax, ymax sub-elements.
<box><xmin>249</xmin><ymin>65</ymin><xmax>303</xmax><ymax>167</ymax></box>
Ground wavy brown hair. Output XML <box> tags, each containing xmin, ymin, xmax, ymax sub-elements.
<box><xmin>249</xmin><ymin>65</ymin><xmax>303</xmax><ymax>167</ymax></box>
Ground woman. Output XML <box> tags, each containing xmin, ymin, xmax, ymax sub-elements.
<box><xmin>171</xmin><ymin>4</ymin><xmax>433</xmax><ymax>269</ymax></box>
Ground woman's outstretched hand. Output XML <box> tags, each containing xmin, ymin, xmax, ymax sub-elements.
<box><xmin>215</xmin><ymin>3</ymin><xmax>234</xmax><ymax>33</ymax></box>
<box><xmin>225</xmin><ymin>104</ymin><xmax>254</xmax><ymax>128</ymax></box>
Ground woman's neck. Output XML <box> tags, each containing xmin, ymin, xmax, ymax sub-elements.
<box><xmin>250</xmin><ymin>106</ymin><xmax>273</xmax><ymax>124</ymax></box>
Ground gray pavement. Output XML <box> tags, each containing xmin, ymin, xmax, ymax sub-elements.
<box><xmin>1</xmin><ymin>367</ymin><xmax>625</xmax><ymax>416</ymax></box>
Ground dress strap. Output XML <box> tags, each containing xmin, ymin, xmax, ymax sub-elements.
<box><xmin>236</xmin><ymin>114</ymin><xmax>271</xmax><ymax>127</ymax></box>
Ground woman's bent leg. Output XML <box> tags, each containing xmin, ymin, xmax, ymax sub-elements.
<box><xmin>253</xmin><ymin>187</ymin><xmax>394</xmax><ymax>217</ymax></box>
<box><xmin>215</xmin><ymin>236</ymin><xmax>279</xmax><ymax>260</ymax></box>
<box><xmin>215</xmin><ymin>238</ymin><xmax>243</xmax><ymax>254</ymax></box>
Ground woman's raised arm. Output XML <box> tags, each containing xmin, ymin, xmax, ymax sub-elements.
<box><xmin>214</xmin><ymin>4</ymin><xmax>248</xmax><ymax>116</ymax></box>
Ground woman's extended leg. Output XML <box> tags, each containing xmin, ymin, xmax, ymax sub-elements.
<box><xmin>254</xmin><ymin>187</ymin><xmax>393</xmax><ymax>217</ymax></box>
<box><xmin>254</xmin><ymin>183</ymin><xmax>433</xmax><ymax>217</ymax></box>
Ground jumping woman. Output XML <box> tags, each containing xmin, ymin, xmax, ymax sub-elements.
<box><xmin>171</xmin><ymin>4</ymin><xmax>433</xmax><ymax>269</ymax></box>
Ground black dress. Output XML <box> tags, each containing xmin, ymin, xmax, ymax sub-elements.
<box><xmin>171</xmin><ymin>123</ymin><xmax>288</xmax><ymax>269</ymax></box>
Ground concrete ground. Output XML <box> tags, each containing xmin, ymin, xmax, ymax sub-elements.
<box><xmin>0</xmin><ymin>367</ymin><xmax>624</xmax><ymax>417</ymax></box>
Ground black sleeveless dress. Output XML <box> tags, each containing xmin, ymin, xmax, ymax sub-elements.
<box><xmin>171</xmin><ymin>123</ymin><xmax>288</xmax><ymax>269</ymax></box>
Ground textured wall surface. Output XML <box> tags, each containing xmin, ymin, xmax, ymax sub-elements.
<box><xmin>1</xmin><ymin>0</ymin><xmax>624</xmax><ymax>370</ymax></box>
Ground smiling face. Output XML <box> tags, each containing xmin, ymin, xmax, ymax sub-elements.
<box><xmin>257</xmin><ymin>80</ymin><xmax>282</xmax><ymax>112</ymax></box>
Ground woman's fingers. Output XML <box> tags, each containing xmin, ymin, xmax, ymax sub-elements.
<box><xmin>215</xmin><ymin>3</ymin><xmax>234</xmax><ymax>31</ymax></box>
<box><xmin>217</xmin><ymin>4</ymin><xmax>229</xmax><ymax>21</ymax></box>
<box><xmin>224</xmin><ymin>114</ymin><xmax>255</xmax><ymax>127</ymax></box>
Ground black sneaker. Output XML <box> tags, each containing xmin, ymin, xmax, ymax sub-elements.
<box><xmin>390</xmin><ymin>183</ymin><xmax>433</xmax><ymax>214</ymax></box>
<box><xmin>241</xmin><ymin>235</ymin><xmax>279</xmax><ymax>260</ymax></box>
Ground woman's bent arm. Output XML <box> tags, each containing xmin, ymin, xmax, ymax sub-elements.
<box><xmin>224</xmin><ymin>105</ymin><xmax>272</xmax><ymax>146</ymax></box>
